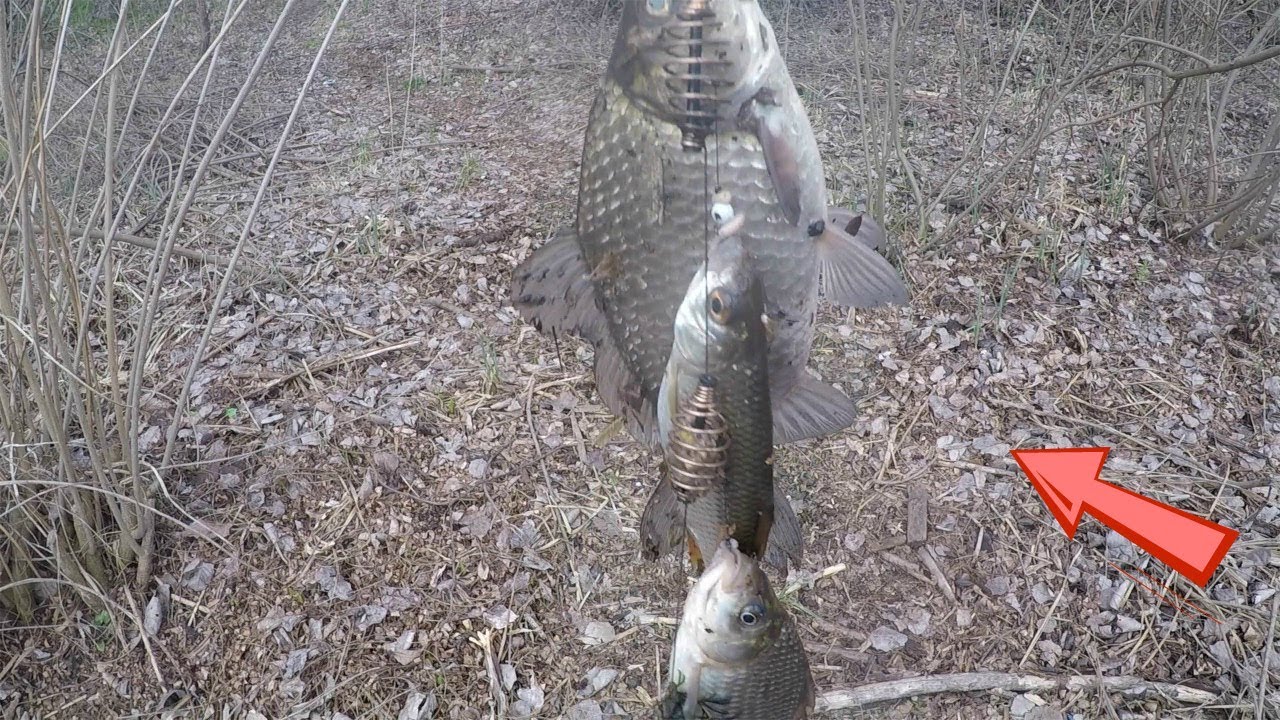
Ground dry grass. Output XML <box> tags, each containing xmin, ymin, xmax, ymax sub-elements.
<box><xmin>1</xmin><ymin>1</ymin><xmax>1277</xmax><ymax>719</ymax></box>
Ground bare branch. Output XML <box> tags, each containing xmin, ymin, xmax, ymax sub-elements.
<box><xmin>818</xmin><ymin>672</ymin><xmax>1219</xmax><ymax>711</ymax></box>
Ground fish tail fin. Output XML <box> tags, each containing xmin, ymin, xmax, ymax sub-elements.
<box><xmin>761</xmin><ymin>484</ymin><xmax>804</xmax><ymax>572</ymax></box>
<box><xmin>510</xmin><ymin>226</ymin><xmax>605</xmax><ymax>341</ymax></box>
<box><xmin>643</xmin><ymin>478</ymin><xmax>803</xmax><ymax>572</ymax></box>
<box><xmin>511</xmin><ymin>227</ymin><xmax>658</xmax><ymax>446</ymax></box>
<box><xmin>772</xmin><ymin>373</ymin><xmax>857</xmax><ymax>444</ymax></box>
<box><xmin>815</xmin><ymin>210</ymin><xmax>909</xmax><ymax>307</ymax></box>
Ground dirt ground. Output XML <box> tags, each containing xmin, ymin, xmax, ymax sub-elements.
<box><xmin>2</xmin><ymin>1</ymin><xmax>1278</xmax><ymax>718</ymax></box>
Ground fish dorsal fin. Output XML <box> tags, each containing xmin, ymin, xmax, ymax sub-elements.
<box><xmin>815</xmin><ymin>211</ymin><xmax>909</xmax><ymax>308</ymax></box>
<box><xmin>772</xmin><ymin>373</ymin><xmax>856</xmax><ymax>444</ymax></box>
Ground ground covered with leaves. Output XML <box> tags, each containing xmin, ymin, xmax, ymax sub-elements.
<box><xmin>2</xmin><ymin>1</ymin><xmax>1278</xmax><ymax>718</ymax></box>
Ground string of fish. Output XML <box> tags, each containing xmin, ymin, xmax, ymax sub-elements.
<box><xmin>664</xmin><ymin>0</ymin><xmax>734</xmax><ymax>555</ymax></box>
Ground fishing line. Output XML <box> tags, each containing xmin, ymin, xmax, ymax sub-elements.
<box><xmin>705</xmin><ymin>133</ymin><xmax>719</xmax><ymax>372</ymax></box>
<box><xmin>713</xmin><ymin>114</ymin><xmax>721</xmax><ymax>192</ymax></box>
<box><xmin>697</xmin><ymin>123</ymin><xmax>710</xmax><ymax>575</ymax></box>
<box><xmin>673</xmin><ymin>0</ymin><xmax>731</xmax><ymax>573</ymax></box>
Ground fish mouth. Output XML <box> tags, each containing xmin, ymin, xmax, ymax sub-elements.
<box><xmin>708</xmin><ymin>539</ymin><xmax>755</xmax><ymax>594</ymax></box>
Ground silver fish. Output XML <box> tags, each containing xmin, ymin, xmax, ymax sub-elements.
<box><xmin>641</xmin><ymin>233</ymin><xmax>802</xmax><ymax>570</ymax></box>
<box><xmin>660</xmin><ymin>539</ymin><xmax>815</xmax><ymax>719</ymax></box>
<box><xmin>511</xmin><ymin>0</ymin><xmax>907</xmax><ymax>447</ymax></box>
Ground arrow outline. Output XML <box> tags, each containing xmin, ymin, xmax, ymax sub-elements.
<box><xmin>1013</xmin><ymin>446</ymin><xmax>1239</xmax><ymax>588</ymax></box>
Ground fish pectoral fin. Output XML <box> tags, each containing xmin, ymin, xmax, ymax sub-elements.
<box><xmin>656</xmin><ymin>354</ymin><xmax>687</xmax><ymax>448</ymax></box>
<box><xmin>687</xmin><ymin>533</ymin><xmax>704</xmax><ymax>574</ymax></box>
<box><xmin>700</xmin><ymin>695</ymin><xmax>734</xmax><ymax>720</ymax></box>
<box><xmin>752</xmin><ymin>106</ymin><xmax>806</xmax><ymax>226</ymax></box>
<box><xmin>772</xmin><ymin>373</ymin><xmax>857</xmax><ymax>444</ymax></box>
<box><xmin>640</xmin><ymin>475</ymin><xmax>685</xmax><ymax>561</ymax></box>
<box><xmin>761</xmin><ymin>484</ymin><xmax>804</xmax><ymax>573</ymax></box>
<box><xmin>814</xmin><ymin>212</ymin><xmax>910</xmax><ymax>308</ymax></box>
<box><xmin>681</xmin><ymin>665</ymin><xmax>704</xmax><ymax>719</ymax></box>
<box><xmin>826</xmin><ymin>206</ymin><xmax>885</xmax><ymax>250</ymax></box>
<box><xmin>510</xmin><ymin>227</ymin><xmax>608</xmax><ymax>342</ymax></box>
<box><xmin>657</xmin><ymin>687</ymin><xmax>686</xmax><ymax>720</ymax></box>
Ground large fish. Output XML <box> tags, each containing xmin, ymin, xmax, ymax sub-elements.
<box><xmin>660</xmin><ymin>539</ymin><xmax>815</xmax><ymax>719</ymax></box>
<box><xmin>511</xmin><ymin>0</ymin><xmax>907</xmax><ymax>447</ymax></box>
<box><xmin>641</xmin><ymin>232</ymin><xmax>802</xmax><ymax>570</ymax></box>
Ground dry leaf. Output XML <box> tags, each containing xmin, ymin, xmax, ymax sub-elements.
<box><xmin>869</xmin><ymin>625</ymin><xmax>907</xmax><ymax>651</ymax></box>
<box><xmin>315</xmin><ymin>565</ymin><xmax>354</xmax><ymax>601</ymax></box>
<box><xmin>581</xmin><ymin>621</ymin><xmax>615</xmax><ymax>646</ymax></box>
<box><xmin>397</xmin><ymin>690</ymin><xmax>437</xmax><ymax>720</ymax></box>
<box><xmin>483</xmin><ymin>605</ymin><xmax>517</xmax><ymax>630</ymax></box>
<box><xmin>181</xmin><ymin>560</ymin><xmax>214</xmax><ymax>592</ymax></box>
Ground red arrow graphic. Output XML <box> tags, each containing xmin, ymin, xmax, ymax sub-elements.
<box><xmin>1011</xmin><ymin>447</ymin><xmax>1238</xmax><ymax>588</ymax></box>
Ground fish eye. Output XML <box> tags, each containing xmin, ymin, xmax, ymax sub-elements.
<box><xmin>645</xmin><ymin>0</ymin><xmax>669</xmax><ymax>14</ymax></box>
<box><xmin>707</xmin><ymin>289</ymin><xmax>732</xmax><ymax>323</ymax></box>
<box><xmin>739</xmin><ymin>603</ymin><xmax>766</xmax><ymax>627</ymax></box>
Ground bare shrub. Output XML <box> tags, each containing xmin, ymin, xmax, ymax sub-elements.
<box><xmin>0</xmin><ymin>0</ymin><xmax>347</xmax><ymax>620</ymax></box>
<box><xmin>841</xmin><ymin>0</ymin><xmax>1279</xmax><ymax>250</ymax></box>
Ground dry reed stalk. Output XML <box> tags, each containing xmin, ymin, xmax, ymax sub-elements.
<box><xmin>0</xmin><ymin>0</ymin><xmax>348</xmax><ymax>620</ymax></box>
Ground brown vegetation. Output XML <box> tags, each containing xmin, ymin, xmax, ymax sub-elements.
<box><xmin>1</xmin><ymin>1</ymin><xmax>1277</xmax><ymax>718</ymax></box>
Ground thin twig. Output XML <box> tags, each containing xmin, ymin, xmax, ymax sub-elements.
<box><xmin>817</xmin><ymin>672</ymin><xmax>1218</xmax><ymax>711</ymax></box>
<box><xmin>4</xmin><ymin>222</ymin><xmax>232</xmax><ymax>267</ymax></box>
<box><xmin>915</xmin><ymin>545</ymin><xmax>956</xmax><ymax>603</ymax></box>
<box><xmin>250</xmin><ymin>337</ymin><xmax>422</xmax><ymax>396</ymax></box>
<box><xmin>1260</xmin><ymin>592</ymin><xmax>1279</xmax><ymax>717</ymax></box>
<box><xmin>424</xmin><ymin>297</ymin><xmax>475</xmax><ymax>319</ymax></box>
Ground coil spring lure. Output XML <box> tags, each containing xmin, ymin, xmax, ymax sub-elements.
<box><xmin>667</xmin><ymin>375</ymin><xmax>730</xmax><ymax>502</ymax></box>
<box><xmin>660</xmin><ymin>0</ymin><xmax>724</xmax><ymax>151</ymax></box>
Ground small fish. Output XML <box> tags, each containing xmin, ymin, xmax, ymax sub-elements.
<box><xmin>660</xmin><ymin>539</ymin><xmax>815</xmax><ymax>719</ymax></box>
<box><xmin>641</xmin><ymin>234</ymin><xmax>802</xmax><ymax>571</ymax></box>
<box><xmin>511</xmin><ymin>0</ymin><xmax>907</xmax><ymax>448</ymax></box>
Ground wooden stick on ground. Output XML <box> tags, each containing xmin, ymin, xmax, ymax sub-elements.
<box><xmin>906</xmin><ymin>483</ymin><xmax>929</xmax><ymax>547</ymax></box>
<box><xmin>816</xmin><ymin>672</ymin><xmax>1218</xmax><ymax>711</ymax></box>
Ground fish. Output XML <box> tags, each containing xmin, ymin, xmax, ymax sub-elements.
<box><xmin>640</xmin><ymin>232</ymin><xmax>802</xmax><ymax>570</ymax></box>
<box><xmin>510</xmin><ymin>0</ymin><xmax>907</xmax><ymax>447</ymax></box>
<box><xmin>659</xmin><ymin>539</ymin><xmax>815</xmax><ymax>719</ymax></box>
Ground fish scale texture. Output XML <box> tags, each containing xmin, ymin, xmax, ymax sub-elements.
<box><xmin>576</xmin><ymin>81</ymin><xmax>820</xmax><ymax>411</ymax></box>
<box><xmin>681</xmin><ymin>315</ymin><xmax>776</xmax><ymax>561</ymax></box>
<box><xmin>665</xmin><ymin>609</ymin><xmax>814</xmax><ymax>720</ymax></box>
<box><xmin>696</xmin><ymin>619</ymin><xmax>813</xmax><ymax>719</ymax></box>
